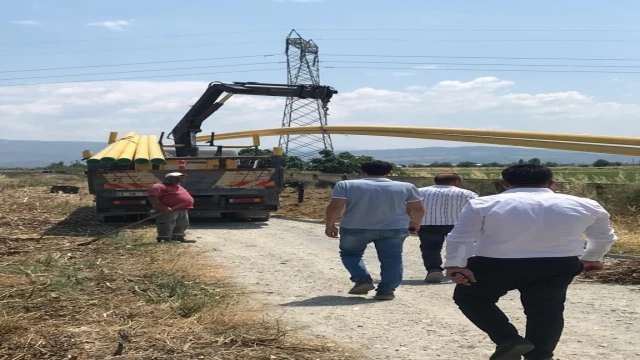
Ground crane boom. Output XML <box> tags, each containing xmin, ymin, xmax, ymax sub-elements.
<box><xmin>170</xmin><ymin>81</ymin><xmax>338</xmax><ymax>157</ymax></box>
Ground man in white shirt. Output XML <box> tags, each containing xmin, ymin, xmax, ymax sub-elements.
<box><xmin>443</xmin><ymin>164</ymin><xmax>617</xmax><ymax>360</ymax></box>
<box><xmin>417</xmin><ymin>173</ymin><xmax>478</xmax><ymax>283</ymax></box>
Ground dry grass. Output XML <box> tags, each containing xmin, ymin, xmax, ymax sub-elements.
<box><xmin>0</xmin><ymin>172</ymin><xmax>358</xmax><ymax>359</ymax></box>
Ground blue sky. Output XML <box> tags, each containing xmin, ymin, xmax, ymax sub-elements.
<box><xmin>2</xmin><ymin>0</ymin><xmax>640</xmax><ymax>151</ymax></box>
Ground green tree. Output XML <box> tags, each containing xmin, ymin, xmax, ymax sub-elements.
<box><xmin>593</xmin><ymin>159</ymin><xmax>612</xmax><ymax>167</ymax></box>
<box><xmin>456</xmin><ymin>161</ymin><xmax>478</xmax><ymax>168</ymax></box>
<box><xmin>428</xmin><ymin>161</ymin><xmax>454</xmax><ymax>168</ymax></box>
<box><xmin>482</xmin><ymin>162</ymin><xmax>504</xmax><ymax>167</ymax></box>
<box><xmin>527</xmin><ymin>158</ymin><xmax>542</xmax><ymax>165</ymax></box>
<box><xmin>518</xmin><ymin>159</ymin><xmax>525</xmax><ymax>165</ymax></box>
<box><xmin>544</xmin><ymin>161</ymin><xmax>559</xmax><ymax>167</ymax></box>
<box><xmin>238</xmin><ymin>148</ymin><xmax>307</xmax><ymax>170</ymax></box>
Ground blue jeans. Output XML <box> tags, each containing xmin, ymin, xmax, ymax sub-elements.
<box><xmin>339</xmin><ymin>227</ymin><xmax>410</xmax><ymax>292</ymax></box>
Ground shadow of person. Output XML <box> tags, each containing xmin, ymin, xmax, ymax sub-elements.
<box><xmin>401</xmin><ymin>279</ymin><xmax>454</xmax><ymax>286</ymax></box>
<box><xmin>280</xmin><ymin>295</ymin><xmax>375</xmax><ymax>307</ymax></box>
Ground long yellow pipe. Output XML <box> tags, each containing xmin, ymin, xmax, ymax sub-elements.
<box><xmin>199</xmin><ymin>127</ymin><xmax>640</xmax><ymax>157</ymax></box>
<box><xmin>116</xmin><ymin>134</ymin><xmax>141</xmax><ymax>164</ymax></box>
<box><xmin>148</xmin><ymin>135</ymin><xmax>166</xmax><ymax>165</ymax></box>
<box><xmin>196</xmin><ymin>126</ymin><xmax>640</xmax><ymax>147</ymax></box>
<box><xmin>101</xmin><ymin>131</ymin><xmax>137</xmax><ymax>164</ymax></box>
<box><xmin>134</xmin><ymin>135</ymin><xmax>150</xmax><ymax>164</ymax></box>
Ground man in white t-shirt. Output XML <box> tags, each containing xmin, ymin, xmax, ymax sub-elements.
<box><xmin>444</xmin><ymin>164</ymin><xmax>617</xmax><ymax>360</ymax></box>
<box><xmin>417</xmin><ymin>173</ymin><xmax>478</xmax><ymax>283</ymax></box>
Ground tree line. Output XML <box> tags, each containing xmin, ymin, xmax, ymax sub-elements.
<box><xmin>239</xmin><ymin>149</ymin><xmax>635</xmax><ymax>175</ymax></box>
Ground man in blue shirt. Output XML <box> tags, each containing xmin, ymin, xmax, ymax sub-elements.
<box><xmin>325</xmin><ymin>160</ymin><xmax>425</xmax><ymax>300</ymax></box>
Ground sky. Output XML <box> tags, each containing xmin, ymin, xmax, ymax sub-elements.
<box><xmin>2</xmin><ymin>0</ymin><xmax>640</xmax><ymax>151</ymax></box>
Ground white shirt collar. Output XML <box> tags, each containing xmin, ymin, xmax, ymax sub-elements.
<box><xmin>502</xmin><ymin>187</ymin><xmax>554</xmax><ymax>194</ymax></box>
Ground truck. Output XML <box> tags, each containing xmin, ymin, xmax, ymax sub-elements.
<box><xmin>86</xmin><ymin>81</ymin><xmax>338</xmax><ymax>222</ymax></box>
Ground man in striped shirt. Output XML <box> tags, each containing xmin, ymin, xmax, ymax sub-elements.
<box><xmin>417</xmin><ymin>173</ymin><xmax>478</xmax><ymax>283</ymax></box>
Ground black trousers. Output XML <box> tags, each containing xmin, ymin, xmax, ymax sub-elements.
<box><xmin>453</xmin><ymin>256</ymin><xmax>584</xmax><ymax>360</ymax></box>
<box><xmin>417</xmin><ymin>225</ymin><xmax>454</xmax><ymax>272</ymax></box>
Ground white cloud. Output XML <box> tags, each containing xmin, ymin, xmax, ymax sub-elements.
<box><xmin>85</xmin><ymin>19</ymin><xmax>135</xmax><ymax>31</ymax></box>
<box><xmin>2</xmin><ymin>77</ymin><xmax>640</xmax><ymax>150</ymax></box>
<box><xmin>9</xmin><ymin>20</ymin><xmax>39</xmax><ymax>26</ymax></box>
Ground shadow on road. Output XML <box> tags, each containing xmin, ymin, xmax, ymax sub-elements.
<box><xmin>272</xmin><ymin>216</ymin><xmax>324</xmax><ymax>225</ymax></box>
<box><xmin>401</xmin><ymin>279</ymin><xmax>454</xmax><ymax>286</ymax></box>
<box><xmin>280</xmin><ymin>295</ymin><xmax>375</xmax><ymax>307</ymax></box>
<box><xmin>189</xmin><ymin>219</ymin><xmax>269</xmax><ymax>230</ymax></box>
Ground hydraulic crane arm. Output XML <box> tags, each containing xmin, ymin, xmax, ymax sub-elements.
<box><xmin>170</xmin><ymin>81</ymin><xmax>338</xmax><ymax>157</ymax></box>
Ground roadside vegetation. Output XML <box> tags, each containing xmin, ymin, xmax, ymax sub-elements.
<box><xmin>0</xmin><ymin>172</ymin><xmax>355</xmax><ymax>359</ymax></box>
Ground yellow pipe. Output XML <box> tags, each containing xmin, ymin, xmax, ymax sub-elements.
<box><xmin>134</xmin><ymin>135</ymin><xmax>150</xmax><ymax>164</ymax></box>
<box><xmin>316</xmin><ymin>130</ymin><xmax>640</xmax><ymax>157</ymax></box>
<box><xmin>87</xmin><ymin>142</ymin><xmax>118</xmax><ymax>165</ymax></box>
<box><xmin>108</xmin><ymin>132</ymin><xmax>118</xmax><ymax>144</ymax></box>
<box><xmin>201</xmin><ymin>127</ymin><xmax>640</xmax><ymax>157</ymax></box>
<box><xmin>197</xmin><ymin>126</ymin><xmax>640</xmax><ymax>147</ymax></box>
<box><xmin>116</xmin><ymin>135</ymin><xmax>140</xmax><ymax>164</ymax></box>
<box><xmin>101</xmin><ymin>131</ymin><xmax>136</xmax><ymax>164</ymax></box>
<box><xmin>148</xmin><ymin>135</ymin><xmax>166</xmax><ymax>165</ymax></box>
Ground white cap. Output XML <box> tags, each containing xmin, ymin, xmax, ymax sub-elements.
<box><xmin>165</xmin><ymin>172</ymin><xmax>185</xmax><ymax>178</ymax></box>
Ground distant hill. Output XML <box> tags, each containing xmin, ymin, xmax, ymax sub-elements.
<box><xmin>0</xmin><ymin>139</ymin><xmax>105</xmax><ymax>168</ymax></box>
<box><xmin>0</xmin><ymin>139</ymin><xmax>637</xmax><ymax>168</ymax></box>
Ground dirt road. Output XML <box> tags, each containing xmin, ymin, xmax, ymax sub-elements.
<box><xmin>193</xmin><ymin>218</ymin><xmax>640</xmax><ymax>360</ymax></box>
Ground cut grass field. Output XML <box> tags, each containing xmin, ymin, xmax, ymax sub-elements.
<box><xmin>404</xmin><ymin>166</ymin><xmax>640</xmax><ymax>183</ymax></box>
<box><xmin>0</xmin><ymin>172</ymin><xmax>355</xmax><ymax>359</ymax></box>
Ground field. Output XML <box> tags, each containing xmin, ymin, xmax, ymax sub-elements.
<box><xmin>404</xmin><ymin>166</ymin><xmax>640</xmax><ymax>183</ymax></box>
<box><xmin>0</xmin><ymin>172</ymin><xmax>354</xmax><ymax>359</ymax></box>
<box><xmin>1</xmin><ymin>170</ymin><xmax>638</xmax><ymax>358</ymax></box>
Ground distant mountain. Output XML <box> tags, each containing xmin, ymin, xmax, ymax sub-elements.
<box><xmin>348</xmin><ymin>146</ymin><xmax>638</xmax><ymax>165</ymax></box>
<box><xmin>0</xmin><ymin>139</ymin><xmax>636</xmax><ymax>168</ymax></box>
<box><xmin>0</xmin><ymin>139</ymin><xmax>106</xmax><ymax>168</ymax></box>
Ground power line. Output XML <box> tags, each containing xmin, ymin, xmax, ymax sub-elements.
<box><xmin>324</xmin><ymin>53</ymin><xmax>640</xmax><ymax>61</ymax></box>
<box><xmin>4</xmin><ymin>37</ymin><xmax>640</xmax><ymax>57</ymax></box>
<box><xmin>0</xmin><ymin>62</ymin><xmax>285</xmax><ymax>81</ymax></box>
<box><xmin>316</xmin><ymin>38</ymin><xmax>640</xmax><ymax>43</ymax></box>
<box><xmin>0</xmin><ymin>54</ymin><xmax>280</xmax><ymax>73</ymax></box>
<box><xmin>9</xmin><ymin>59</ymin><xmax>640</xmax><ymax>82</ymax></box>
<box><xmin>0</xmin><ymin>68</ymin><xmax>286</xmax><ymax>87</ymax></box>
<box><xmin>321</xmin><ymin>60</ymin><xmax>640</xmax><ymax>68</ymax></box>
<box><xmin>0</xmin><ymin>29</ymin><xmax>290</xmax><ymax>47</ymax></box>
<box><xmin>4</xmin><ymin>28</ymin><xmax>640</xmax><ymax>46</ymax></box>
<box><xmin>322</xmin><ymin>65</ymin><xmax>640</xmax><ymax>74</ymax></box>
<box><xmin>8</xmin><ymin>52</ymin><xmax>640</xmax><ymax>75</ymax></box>
<box><xmin>0</xmin><ymin>40</ymin><xmax>282</xmax><ymax>57</ymax></box>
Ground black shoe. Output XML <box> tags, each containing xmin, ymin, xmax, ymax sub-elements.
<box><xmin>425</xmin><ymin>271</ymin><xmax>444</xmax><ymax>283</ymax></box>
<box><xmin>490</xmin><ymin>337</ymin><xmax>535</xmax><ymax>360</ymax></box>
<box><xmin>348</xmin><ymin>280</ymin><xmax>375</xmax><ymax>295</ymax></box>
<box><xmin>373</xmin><ymin>289</ymin><xmax>395</xmax><ymax>300</ymax></box>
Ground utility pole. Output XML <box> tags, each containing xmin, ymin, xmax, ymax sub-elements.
<box><xmin>278</xmin><ymin>29</ymin><xmax>334</xmax><ymax>159</ymax></box>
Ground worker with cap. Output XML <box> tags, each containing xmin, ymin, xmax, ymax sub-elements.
<box><xmin>148</xmin><ymin>172</ymin><xmax>194</xmax><ymax>242</ymax></box>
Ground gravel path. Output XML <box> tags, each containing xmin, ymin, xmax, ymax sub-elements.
<box><xmin>192</xmin><ymin>218</ymin><xmax>640</xmax><ymax>360</ymax></box>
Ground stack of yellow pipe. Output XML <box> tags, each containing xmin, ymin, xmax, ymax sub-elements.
<box><xmin>195</xmin><ymin>126</ymin><xmax>640</xmax><ymax>157</ymax></box>
<box><xmin>87</xmin><ymin>132</ymin><xmax>166</xmax><ymax>165</ymax></box>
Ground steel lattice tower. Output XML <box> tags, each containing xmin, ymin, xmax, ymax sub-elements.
<box><xmin>278</xmin><ymin>29</ymin><xmax>334</xmax><ymax>159</ymax></box>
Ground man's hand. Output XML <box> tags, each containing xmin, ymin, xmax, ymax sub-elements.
<box><xmin>445</xmin><ymin>267</ymin><xmax>477</xmax><ymax>286</ymax></box>
<box><xmin>161</xmin><ymin>207</ymin><xmax>172</xmax><ymax>214</ymax></box>
<box><xmin>409</xmin><ymin>221</ymin><xmax>420</xmax><ymax>234</ymax></box>
<box><xmin>581</xmin><ymin>260</ymin><xmax>604</xmax><ymax>273</ymax></box>
<box><xmin>325</xmin><ymin>224</ymin><xmax>339</xmax><ymax>238</ymax></box>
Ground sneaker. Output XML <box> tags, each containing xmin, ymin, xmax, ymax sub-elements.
<box><xmin>490</xmin><ymin>337</ymin><xmax>535</xmax><ymax>360</ymax></box>
<box><xmin>348</xmin><ymin>281</ymin><xmax>375</xmax><ymax>295</ymax></box>
<box><xmin>373</xmin><ymin>289</ymin><xmax>395</xmax><ymax>300</ymax></box>
<box><xmin>425</xmin><ymin>271</ymin><xmax>444</xmax><ymax>283</ymax></box>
